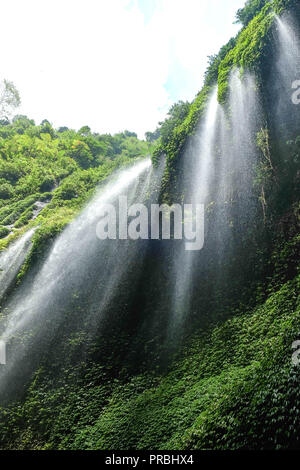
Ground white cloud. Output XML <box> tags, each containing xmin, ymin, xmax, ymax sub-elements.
<box><xmin>0</xmin><ymin>0</ymin><xmax>243</xmax><ymax>138</ymax></box>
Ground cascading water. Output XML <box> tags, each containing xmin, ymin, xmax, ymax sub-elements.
<box><xmin>276</xmin><ymin>15</ymin><xmax>300</xmax><ymax>92</ymax></box>
<box><xmin>169</xmin><ymin>70</ymin><xmax>263</xmax><ymax>339</ymax></box>
<box><xmin>209</xmin><ymin>70</ymin><xmax>263</xmax><ymax>307</ymax></box>
<box><xmin>274</xmin><ymin>14</ymin><xmax>300</xmax><ymax>134</ymax></box>
<box><xmin>0</xmin><ymin>228</ymin><xmax>35</xmax><ymax>301</ymax></box>
<box><xmin>1</xmin><ymin>8</ymin><xmax>299</xmax><ymax>407</ymax></box>
<box><xmin>192</xmin><ymin>88</ymin><xmax>220</xmax><ymax>204</ymax></box>
<box><xmin>170</xmin><ymin>88</ymin><xmax>220</xmax><ymax>334</ymax></box>
<box><xmin>226</xmin><ymin>70</ymin><xmax>262</xmax><ymax>211</ymax></box>
<box><xmin>0</xmin><ymin>158</ymin><xmax>158</xmax><ymax>398</ymax></box>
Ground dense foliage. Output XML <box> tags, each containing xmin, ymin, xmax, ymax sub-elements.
<box><xmin>235</xmin><ymin>0</ymin><xmax>269</xmax><ymax>26</ymax></box>
<box><xmin>151</xmin><ymin>0</ymin><xmax>298</xmax><ymax>196</ymax></box>
<box><xmin>0</xmin><ymin>0</ymin><xmax>299</xmax><ymax>451</ymax></box>
<box><xmin>0</xmin><ymin>116</ymin><xmax>150</xmax><ymax>252</ymax></box>
<box><xmin>0</xmin><ymin>237</ymin><xmax>299</xmax><ymax>449</ymax></box>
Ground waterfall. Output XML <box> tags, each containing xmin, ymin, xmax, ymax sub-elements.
<box><xmin>169</xmin><ymin>70</ymin><xmax>263</xmax><ymax>339</ymax></box>
<box><xmin>227</xmin><ymin>70</ymin><xmax>262</xmax><ymax>209</ymax></box>
<box><xmin>0</xmin><ymin>158</ymin><xmax>156</xmax><ymax>397</ymax></box>
<box><xmin>209</xmin><ymin>70</ymin><xmax>263</xmax><ymax>308</ymax></box>
<box><xmin>275</xmin><ymin>14</ymin><xmax>300</xmax><ymax>134</ymax></box>
<box><xmin>0</xmin><ymin>228</ymin><xmax>35</xmax><ymax>301</ymax></box>
<box><xmin>170</xmin><ymin>89</ymin><xmax>220</xmax><ymax>334</ymax></box>
<box><xmin>1</xmin><ymin>10</ymin><xmax>298</xmax><ymax>404</ymax></box>
<box><xmin>276</xmin><ymin>15</ymin><xmax>300</xmax><ymax>88</ymax></box>
<box><xmin>192</xmin><ymin>88</ymin><xmax>220</xmax><ymax>204</ymax></box>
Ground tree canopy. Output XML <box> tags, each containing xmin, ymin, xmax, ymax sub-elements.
<box><xmin>0</xmin><ymin>80</ymin><xmax>21</xmax><ymax>120</ymax></box>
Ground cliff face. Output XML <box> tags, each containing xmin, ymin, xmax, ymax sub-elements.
<box><xmin>0</xmin><ymin>0</ymin><xmax>299</xmax><ymax>450</ymax></box>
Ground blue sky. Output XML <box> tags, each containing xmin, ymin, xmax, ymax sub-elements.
<box><xmin>0</xmin><ymin>0</ymin><xmax>246</xmax><ymax>137</ymax></box>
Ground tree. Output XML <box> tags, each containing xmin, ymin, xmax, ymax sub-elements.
<box><xmin>12</xmin><ymin>115</ymin><xmax>35</xmax><ymax>134</ymax></box>
<box><xmin>57</xmin><ymin>126</ymin><xmax>69</xmax><ymax>133</ymax></box>
<box><xmin>158</xmin><ymin>101</ymin><xmax>190</xmax><ymax>145</ymax></box>
<box><xmin>78</xmin><ymin>126</ymin><xmax>91</xmax><ymax>137</ymax></box>
<box><xmin>204</xmin><ymin>37</ymin><xmax>237</xmax><ymax>86</ymax></box>
<box><xmin>145</xmin><ymin>129</ymin><xmax>161</xmax><ymax>143</ymax></box>
<box><xmin>40</xmin><ymin>120</ymin><xmax>55</xmax><ymax>138</ymax></box>
<box><xmin>124</xmin><ymin>130</ymin><xmax>137</xmax><ymax>138</ymax></box>
<box><xmin>235</xmin><ymin>0</ymin><xmax>268</xmax><ymax>27</ymax></box>
<box><xmin>69</xmin><ymin>140</ymin><xmax>93</xmax><ymax>169</ymax></box>
<box><xmin>13</xmin><ymin>115</ymin><xmax>34</xmax><ymax>125</ymax></box>
<box><xmin>0</xmin><ymin>182</ymin><xmax>14</xmax><ymax>199</ymax></box>
<box><xmin>40</xmin><ymin>119</ymin><xmax>51</xmax><ymax>126</ymax></box>
<box><xmin>0</xmin><ymin>80</ymin><xmax>21</xmax><ymax>119</ymax></box>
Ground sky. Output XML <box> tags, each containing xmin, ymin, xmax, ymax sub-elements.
<box><xmin>0</xmin><ymin>0</ymin><xmax>246</xmax><ymax>138</ymax></box>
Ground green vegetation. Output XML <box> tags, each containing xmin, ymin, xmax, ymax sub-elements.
<box><xmin>0</xmin><ymin>116</ymin><xmax>150</xmax><ymax>253</ymax></box>
<box><xmin>235</xmin><ymin>0</ymin><xmax>269</xmax><ymax>27</ymax></box>
<box><xmin>152</xmin><ymin>87</ymin><xmax>211</xmax><ymax>203</ymax></box>
<box><xmin>0</xmin><ymin>256</ymin><xmax>299</xmax><ymax>450</ymax></box>
<box><xmin>0</xmin><ymin>0</ymin><xmax>299</xmax><ymax>452</ymax></box>
<box><xmin>151</xmin><ymin>0</ymin><xmax>298</xmax><ymax>202</ymax></box>
<box><xmin>0</xmin><ymin>80</ymin><xmax>21</xmax><ymax>121</ymax></box>
<box><xmin>217</xmin><ymin>3</ymin><xmax>275</xmax><ymax>103</ymax></box>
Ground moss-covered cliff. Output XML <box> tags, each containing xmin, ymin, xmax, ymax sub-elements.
<box><xmin>0</xmin><ymin>0</ymin><xmax>299</xmax><ymax>450</ymax></box>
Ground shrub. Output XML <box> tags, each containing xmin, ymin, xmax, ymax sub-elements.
<box><xmin>0</xmin><ymin>182</ymin><xmax>14</xmax><ymax>199</ymax></box>
<box><xmin>39</xmin><ymin>175</ymin><xmax>56</xmax><ymax>192</ymax></box>
<box><xmin>0</xmin><ymin>226</ymin><xmax>10</xmax><ymax>238</ymax></box>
